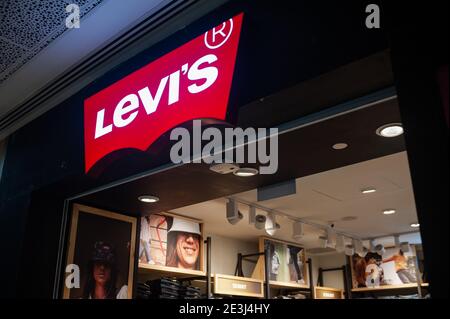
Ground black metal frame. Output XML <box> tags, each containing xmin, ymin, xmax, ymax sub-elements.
<box><xmin>317</xmin><ymin>265</ymin><xmax>349</xmax><ymax>299</ymax></box>
<box><xmin>235</xmin><ymin>249</ymin><xmax>314</xmax><ymax>299</ymax></box>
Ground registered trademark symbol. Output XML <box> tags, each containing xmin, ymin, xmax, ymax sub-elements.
<box><xmin>204</xmin><ymin>18</ymin><xmax>234</xmax><ymax>49</ymax></box>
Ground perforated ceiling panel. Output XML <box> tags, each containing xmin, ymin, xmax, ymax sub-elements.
<box><xmin>0</xmin><ymin>0</ymin><xmax>104</xmax><ymax>84</ymax></box>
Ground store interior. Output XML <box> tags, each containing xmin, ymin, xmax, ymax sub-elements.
<box><xmin>65</xmin><ymin>96</ymin><xmax>428</xmax><ymax>299</ymax></box>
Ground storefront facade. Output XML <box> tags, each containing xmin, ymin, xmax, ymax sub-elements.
<box><xmin>0</xmin><ymin>0</ymin><xmax>447</xmax><ymax>299</ymax></box>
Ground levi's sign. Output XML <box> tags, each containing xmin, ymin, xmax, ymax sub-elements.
<box><xmin>84</xmin><ymin>13</ymin><xmax>244</xmax><ymax>172</ymax></box>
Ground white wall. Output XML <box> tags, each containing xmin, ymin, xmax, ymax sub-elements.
<box><xmin>309</xmin><ymin>253</ymin><xmax>347</xmax><ymax>289</ymax></box>
<box><xmin>206</xmin><ymin>233</ymin><xmax>259</xmax><ymax>277</ymax></box>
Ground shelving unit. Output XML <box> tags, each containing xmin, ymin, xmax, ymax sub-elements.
<box><xmin>351</xmin><ymin>283</ymin><xmax>428</xmax><ymax>293</ymax></box>
<box><xmin>269</xmin><ymin>281</ymin><xmax>310</xmax><ymax>290</ymax></box>
<box><xmin>138</xmin><ymin>263</ymin><xmax>206</xmax><ymax>280</ymax></box>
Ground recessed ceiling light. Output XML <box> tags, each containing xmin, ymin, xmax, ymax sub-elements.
<box><xmin>376</xmin><ymin>123</ymin><xmax>404</xmax><ymax>137</ymax></box>
<box><xmin>361</xmin><ymin>187</ymin><xmax>377</xmax><ymax>194</ymax></box>
<box><xmin>332</xmin><ymin>143</ymin><xmax>348</xmax><ymax>150</ymax></box>
<box><xmin>410</xmin><ymin>223</ymin><xmax>420</xmax><ymax>228</ymax></box>
<box><xmin>138</xmin><ymin>195</ymin><xmax>159</xmax><ymax>203</ymax></box>
<box><xmin>383</xmin><ymin>209</ymin><xmax>396</xmax><ymax>215</ymax></box>
<box><xmin>233</xmin><ymin>167</ymin><xmax>259</xmax><ymax>177</ymax></box>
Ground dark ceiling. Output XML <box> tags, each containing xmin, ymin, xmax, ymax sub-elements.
<box><xmin>79</xmin><ymin>97</ymin><xmax>405</xmax><ymax>216</ymax></box>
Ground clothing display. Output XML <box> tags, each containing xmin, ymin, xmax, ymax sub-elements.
<box><xmin>274</xmin><ymin>292</ymin><xmax>308</xmax><ymax>299</ymax></box>
<box><xmin>179</xmin><ymin>286</ymin><xmax>202</xmax><ymax>299</ymax></box>
<box><xmin>137</xmin><ymin>278</ymin><xmax>203</xmax><ymax>299</ymax></box>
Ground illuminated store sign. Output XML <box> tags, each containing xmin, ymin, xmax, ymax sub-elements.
<box><xmin>84</xmin><ymin>13</ymin><xmax>244</xmax><ymax>172</ymax></box>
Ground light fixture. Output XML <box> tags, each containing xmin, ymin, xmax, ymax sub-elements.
<box><xmin>265</xmin><ymin>212</ymin><xmax>280</xmax><ymax>236</ymax></box>
<box><xmin>326</xmin><ymin>227</ymin><xmax>336</xmax><ymax>248</ymax></box>
<box><xmin>374</xmin><ymin>244</ymin><xmax>385</xmax><ymax>255</ymax></box>
<box><xmin>394</xmin><ymin>235</ymin><xmax>400</xmax><ymax>248</ymax></box>
<box><xmin>410</xmin><ymin>223</ymin><xmax>420</xmax><ymax>228</ymax></box>
<box><xmin>344</xmin><ymin>245</ymin><xmax>355</xmax><ymax>256</ymax></box>
<box><xmin>358</xmin><ymin>247</ymin><xmax>369</xmax><ymax>258</ymax></box>
<box><xmin>361</xmin><ymin>187</ymin><xmax>377</xmax><ymax>194</ymax></box>
<box><xmin>318</xmin><ymin>236</ymin><xmax>328</xmax><ymax>248</ymax></box>
<box><xmin>353</xmin><ymin>239</ymin><xmax>367</xmax><ymax>257</ymax></box>
<box><xmin>376</xmin><ymin>123</ymin><xmax>404</xmax><ymax>138</ymax></box>
<box><xmin>138</xmin><ymin>195</ymin><xmax>159</xmax><ymax>203</ymax></box>
<box><xmin>226</xmin><ymin>199</ymin><xmax>243</xmax><ymax>225</ymax></box>
<box><xmin>209</xmin><ymin>163</ymin><xmax>239</xmax><ymax>174</ymax></box>
<box><xmin>255</xmin><ymin>215</ymin><xmax>267</xmax><ymax>230</ymax></box>
<box><xmin>400</xmin><ymin>242</ymin><xmax>410</xmax><ymax>253</ymax></box>
<box><xmin>233</xmin><ymin>167</ymin><xmax>259</xmax><ymax>177</ymax></box>
<box><xmin>332</xmin><ymin>143</ymin><xmax>348</xmax><ymax>150</ymax></box>
<box><xmin>248</xmin><ymin>206</ymin><xmax>256</xmax><ymax>225</ymax></box>
<box><xmin>292</xmin><ymin>221</ymin><xmax>304</xmax><ymax>241</ymax></box>
<box><xmin>336</xmin><ymin>235</ymin><xmax>345</xmax><ymax>252</ymax></box>
<box><xmin>369</xmin><ymin>239</ymin><xmax>376</xmax><ymax>252</ymax></box>
<box><xmin>383</xmin><ymin>209</ymin><xmax>396</xmax><ymax>215</ymax></box>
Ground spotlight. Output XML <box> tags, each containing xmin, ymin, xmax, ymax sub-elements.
<box><xmin>369</xmin><ymin>239</ymin><xmax>376</xmax><ymax>252</ymax></box>
<box><xmin>265</xmin><ymin>213</ymin><xmax>280</xmax><ymax>236</ymax></box>
<box><xmin>255</xmin><ymin>215</ymin><xmax>267</xmax><ymax>230</ymax></box>
<box><xmin>292</xmin><ymin>221</ymin><xmax>304</xmax><ymax>241</ymax></box>
<box><xmin>233</xmin><ymin>167</ymin><xmax>259</xmax><ymax>177</ymax></box>
<box><xmin>376</xmin><ymin>123</ymin><xmax>403</xmax><ymax>138</ymax></box>
<box><xmin>226</xmin><ymin>199</ymin><xmax>243</xmax><ymax>225</ymax></box>
<box><xmin>336</xmin><ymin>235</ymin><xmax>345</xmax><ymax>252</ymax></box>
<box><xmin>410</xmin><ymin>223</ymin><xmax>420</xmax><ymax>228</ymax></box>
<box><xmin>374</xmin><ymin>244</ymin><xmax>385</xmax><ymax>255</ymax></box>
<box><xmin>361</xmin><ymin>187</ymin><xmax>376</xmax><ymax>194</ymax></box>
<box><xmin>358</xmin><ymin>247</ymin><xmax>369</xmax><ymax>258</ymax></box>
<box><xmin>326</xmin><ymin>227</ymin><xmax>336</xmax><ymax>248</ymax></box>
<box><xmin>318</xmin><ymin>236</ymin><xmax>328</xmax><ymax>248</ymax></box>
<box><xmin>353</xmin><ymin>239</ymin><xmax>368</xmax><ymax>257</ymax></box>
<box><xmin>353</xmin><ymin>239</ymin><xmax>364</xmax><ymax>255</ymax></box>
<box><xmin>383</xmin><ymin>209</ymin><xmax>396</xmax><ymax>215</ymax></box>
<box><xmin>394</xmin><ymin>235</ymin><xmax>400</xmax><ymax>248</ymax></box>
<box><xmin>248</xmin><ymin>206</ymin><xmax>256</xmax><ymax>224</ymax></box>
<box><xmin>138</xmin><ymin>195</ymin><xmax>159</xmax><ymax>203</ymax></box>
<box><xmin>344</xmin><ymin>245</ymin><xmax>355</xmax><ymax>256</ymax></box>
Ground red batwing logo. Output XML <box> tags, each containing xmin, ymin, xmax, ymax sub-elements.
<box><xmin>84</xmin><ymin>13</ymin><xmax>244</xmax><ymax>172</ymax></box>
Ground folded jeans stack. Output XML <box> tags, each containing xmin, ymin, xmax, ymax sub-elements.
<box><xmin>146</xmin><ymin>277</ymin><xmax>181</xmax><ymax>299</ymax></box>
<box><xmin>179</xmin><ymin>285</ymin><xmax>202</xmax><ymax>299</ymax></box>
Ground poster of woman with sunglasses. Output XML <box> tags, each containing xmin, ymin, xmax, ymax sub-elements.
<box><xmin>139</xmin><ymin>213</ymin><xmax>202</xmax><ymax>271</ymax></box>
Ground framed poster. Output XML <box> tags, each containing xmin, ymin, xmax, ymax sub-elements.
<box><xmin>63</xmin><ymin>204</ymin><xmax>137</xmax><ymax>299</ymax></box>
<box><xmin>350</xmin><ymin>244</ymin><xmax>424</xmax><ymax>289</ymax></box>
<box><xmin>253</xmin><ymin>237</ymin><xmax>308</xmax><ymax>287</ymax></box>
<box><xmin>139</xmin><ymin>212</ymin><xmax>204</xmax><ymax>272</ymax></box>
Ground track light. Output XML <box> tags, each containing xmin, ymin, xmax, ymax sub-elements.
<box><xmin>336</xmin><ymin>235</ymin><xmax>345</xmax><ymax>252</ymax></box>
<box><xmin>374</xmin><ymin>244</ymin><xmax>385</xmax><ymax>255</ymax></box>
<box><xmin>265</xmin><ymin>212</ymin><xmax>280</xmax><ymax>236</ymax></box>
<box><xmin>255</xmin><ymin>215</ymin><xmax>266</xmax><ymax>230</ymax></box>
<box><xmin>319</xmin><ymin>236</ymin><xmax>328</xmax><ymax>248</ymax></box>
<box><xmin>344</xmin><ymin>245</ymin><xmax>355</xmax><ymax>256</ymax></box>
<box><xmin>292</xmin><ymin>221</ymin><xmax>304</xmax><ymax>241</ymax></box>
<box><xmin>326</xmin><ymin>227</ymin><xmax>336</xmax><ymax>248</ymax></box>
<box><xmin>226</xmin><ymin>199</ymin><xmax>243</xmax><ymax>225</ymax></box>
<box><xmin>394</xmin><ymin>235</ymin><xmax>400</xmax><ymax>248</ymax></box>
<box><xmin>248</xmin><ymin>206</ymin><xmax>256</xmax><ymax>224</ymax></box>
<box><xmin>369</xmin><ymin>239</ymin><xmax>376</xmax><ymax>252</ymax></box>
<box><xmin>353</xmin><ymin>239</ymin><xmax>368</xmax><ymax>257</ymax></box>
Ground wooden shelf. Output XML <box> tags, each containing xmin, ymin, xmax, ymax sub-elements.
<box><xmin>138</xmin><ymin>263</ymin><xmax>205</xmax><ymax>279</ymax></box>
<box><xmin>269</xmin><ymin>280</ymin><xmax>310</xmax><ymax>290</ymax></box>
<box><xmin>351</xmin><ymin>283</ymin><xmax>429</xmax><ymax>292</ymax></box>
